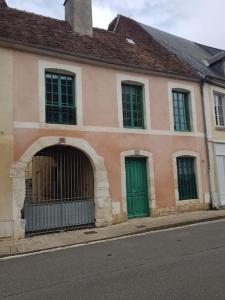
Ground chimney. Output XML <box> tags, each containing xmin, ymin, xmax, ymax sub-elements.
<box><xmin>0</xmin><ymin>0</ymin><xmax>7</xmax><ymax>8</ymax></box>
<box><xmin>64</xmin><ymin>0</ymin><xmax>93</xmax><ymax>36</ymax></box>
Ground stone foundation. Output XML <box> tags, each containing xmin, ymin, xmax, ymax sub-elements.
<box><xmin>151</xmin><ymin>203</ymin><xmax>210</xmax><ymax>217</ymax></box>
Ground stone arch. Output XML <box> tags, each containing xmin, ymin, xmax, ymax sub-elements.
<box><xmin>11</xmin><ymin>137</ymin><xmax>112</xmax><ymax>238</ymax></box>
<box><xmin>120</xmin><ymin>150</ymin><xmax>156</xmax><ymax>219</ymax></box>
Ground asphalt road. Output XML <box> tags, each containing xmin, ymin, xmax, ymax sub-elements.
<box><xmin>0</xmin><ymin>220</ymin><xmax>225</xmax><ymax>300</ymax></box>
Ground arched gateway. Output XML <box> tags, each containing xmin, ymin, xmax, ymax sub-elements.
<box><xmin>23</xmin><ymin>145</ymin><xmax>95</xmax><ymax>235</ymax></box>
<box><xmin>11</xmin><ymin>137</ymin><xmax>112</xmax><ymax>238</ymax></box>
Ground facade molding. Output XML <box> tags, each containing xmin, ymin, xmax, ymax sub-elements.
<box><xmin>172</xmin><ymin>150</ymin><xmax>203</xmax><ymax>205</ymax></box>
<box><xmin>14</xmin><ymin>121</ymin><xmax>205</xmax><ymax>137</ymax></box>
<box><xmin>10</xmin><ymin>136</ymin><xmax>112</xmax><ymax>238</ymax></box>
<box><xmin>120</xmin><ymin>150</ymin><xmax>156</xmax><ymax>219</ymax></box>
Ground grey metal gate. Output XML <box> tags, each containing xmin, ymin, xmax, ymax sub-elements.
<box><xmin>23</xmin><ymin>145</ymin><xmax>95</xmax><ymax>236</ymax></box>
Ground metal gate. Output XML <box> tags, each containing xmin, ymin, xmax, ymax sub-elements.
<box><xmin>23</xmin><ymin>145</ymin><xmax>95</xmax><ymax>236</ymax></box>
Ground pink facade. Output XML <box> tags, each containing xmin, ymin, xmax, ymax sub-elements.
<box><xmin>12</xmin><ymin>50</ymin><xmax>209</xmax><ymax>227</ymax></box>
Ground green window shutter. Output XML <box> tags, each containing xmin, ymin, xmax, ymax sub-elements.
<box><xmin>45</xmin><ymin>72</ymin><xmax>76</xmax><ymax>125</ymax></box>
<box><xmin>177</xmin><ymin>157</ymin><xmax>198</xmax><ymax>200</ymax></box>
<box><xmin>173</xmin><ymin>91</ymin><xmax>191</xmax><ymax>131</ymax></box>
<box><xmin>122</xmin><ymin>84</ymin><xmax>144</xmax><ymax>129</ymax></box>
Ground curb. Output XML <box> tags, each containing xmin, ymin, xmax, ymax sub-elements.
<box><xmin>1</xmin><ymin>215</ymin><xmax>225</xmax><ymax>259</ymax></box>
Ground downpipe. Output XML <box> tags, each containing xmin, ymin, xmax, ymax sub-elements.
<box><xmin>200</xmin><ymin>78</ymin><xmax>217</xmax><ymax>209</ymax></box>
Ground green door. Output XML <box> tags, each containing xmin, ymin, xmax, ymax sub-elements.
<box><xmin>125</xmin><ymin>157</ymin><xmax>149</xmax><ymax>219</ymax></box>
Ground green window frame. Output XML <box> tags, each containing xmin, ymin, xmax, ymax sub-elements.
<box><xmin>173</xmin><ymin>90</ymin><xmax>191</xmax><ymax>132</ymax></box>
<box><xmin>177</xmin><ymin>157</ymin><xmax>198</xmax><ymax>200</ymax></box>
<box><xmin>122</xmin><ymin>84</ymin><xmax>144</xmax><ymax>129</ymax></box>
<box><xmin>45</xmin><ymin>72</ymin><xmax>76</xmax><ymax>125</ymax></box>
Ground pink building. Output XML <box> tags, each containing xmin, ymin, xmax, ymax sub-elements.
<box><xmin>0</xmin><ymin>0</ymin><xmax>210</xmax><ymax>239</ymax></box>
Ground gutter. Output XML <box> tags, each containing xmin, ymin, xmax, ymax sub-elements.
<box><xmin>205</xmin><ymin>76</ymin><xmax>225</xmax><ymax>89</ymax></box>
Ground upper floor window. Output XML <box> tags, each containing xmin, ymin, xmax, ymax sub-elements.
<box><xmin>122</xmin><ymin>83</ymin><xmax>144</xmax><ymax>129</ymax></box>
<box><xmin>45</xmin><ymin>72</ymin><xmax>76</xmax><ymax>125</ymax></box>
<box><xmin>177</xmin><ymin>157</ymin><xmax>198</xmax><ymax>200</ymax></box>
<box><xmin>173</xmin><ymin>90</ymin><xmax>191</xmax><ymax>132</ymax></box>
<box><xmin>214</xmin><ymin>92</ymin><xmax>225</xmax><ymax>127</ymax></box>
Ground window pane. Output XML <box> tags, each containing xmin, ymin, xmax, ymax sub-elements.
<box><xmin>219</xmin><ymin>116</ymin><xmax>225</xmax><ymax>127</ymax></box>
<box><xmin>53</xmin><ymin>93</ymin><xmax>58</xmax><ymax>104</ymax></box>
<box><xmin>46</xmin><ymin>92</ymin><xmax>52</xmax><ymax>104</ymax></box>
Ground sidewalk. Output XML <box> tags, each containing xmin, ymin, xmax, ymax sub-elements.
<box><xmin>1</xmin><ymin>210</ymin><xmax>225</xmax><ymax>258</ymax></box>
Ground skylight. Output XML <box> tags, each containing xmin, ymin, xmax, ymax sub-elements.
<box><xmin>126</xmin><ymin>38</ymin><xmax>136</xmax><ymax>45</ymax></box>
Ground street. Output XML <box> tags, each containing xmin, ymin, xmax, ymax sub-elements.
<box><xmin>0</xmin><ymin>220</ymin><xmax>225</xmax><ymax>300</ymax></box>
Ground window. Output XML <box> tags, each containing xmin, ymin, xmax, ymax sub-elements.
<box><xmin>214</xmin><ymin>93</ymin><xmax>225</xmax><ymax>127</ymax></box>
<box><xmin>45</xmin><ymin>72</ymin><xmax>76</xmax><ymax>125</ymax></box>
<box><xmin>173</xmin><ymin>90</ymin><xmax>191</xmax><ymax>131</ymax></box>
<box><xmin>122</xmin><ymin>84</ymin><xmax>144</xmax><ymax>129</ymax></box>
<box><xmin>177</xmin><ymin>157</ymin><xmax>198</xmax><ymax>200</ymax></box>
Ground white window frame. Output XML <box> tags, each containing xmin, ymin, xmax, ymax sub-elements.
<box><xmin>39</xmin><ymin>61</ymin><xmax>83</xmax><ymax>126</ymax></box>
<box><xmin>116</xmin><ymin>74</ymin><xmax>151</xmax><ymax>131</ymax></box>
<box><xmin>168</xmin><ymin>82</ymin><xmax>197</xmax><ymax>133</ymax></box>
<box><xmin>213</xmin><ymin>92</ymin><xmax>225</xmax><ymax>128</ymax></box>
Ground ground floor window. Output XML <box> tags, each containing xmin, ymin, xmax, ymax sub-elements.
<box><xmin>177</xmin><ymin>157</ymin><xmax>198</xmax><ymax>200</ymax></box>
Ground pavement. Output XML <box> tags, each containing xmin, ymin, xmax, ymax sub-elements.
<box><xmin>0</xmin><ymin>209</ymin><xmax>225</xmax><ymax>258</ymax></box>
<box><xmin>1</xmin><ymin>219</ymin><xmax>225</xmax><ymax>299</ymax></box>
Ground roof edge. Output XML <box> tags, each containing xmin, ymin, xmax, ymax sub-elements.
<box><xmin>108</xmin><ymin>14</ymin><xmax>121</xmax><ymax>32</ymax></box>
<box><xmin>206</xmin><ymin>51</ymin><xmax>225</xmax><ymax>66</ymax></box>
<box><xmin>0</xmin><ymin>37</ymin><xmax>200</xmax><ymax>82</ymax></box>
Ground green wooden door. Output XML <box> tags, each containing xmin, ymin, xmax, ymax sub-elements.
<box><xmin>125</xmin><ymin>158</ymin><xmax>149</xmax><ymax>219</ymax></box>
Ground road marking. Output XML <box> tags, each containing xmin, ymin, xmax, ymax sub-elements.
<box><xmin>0</xmin><ymin>218</ymin><xmax>225</xmax><ymax>261</ymax></box>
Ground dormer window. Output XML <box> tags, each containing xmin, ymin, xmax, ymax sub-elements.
<box><xmin>126</xmin><ymin>38</ymin><xmax>136</xmax><ymax>45</ymax></box>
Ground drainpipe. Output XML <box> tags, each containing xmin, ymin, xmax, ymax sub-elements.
<box><xmin>200</xmin><ymin>78</ymin><xmax>215</xmax><ymax>209</ymax></box>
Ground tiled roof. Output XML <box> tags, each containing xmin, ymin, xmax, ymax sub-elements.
<box><xmin>0</xmin><ymin>5</ymin><xmax>198</xmax><ymax>79</ymax></box>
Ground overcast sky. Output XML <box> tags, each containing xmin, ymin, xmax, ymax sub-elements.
<box><xmin>6</xmin><ymin>0</ymin><xmax>225</xmax><ymax>50</ymax></box>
